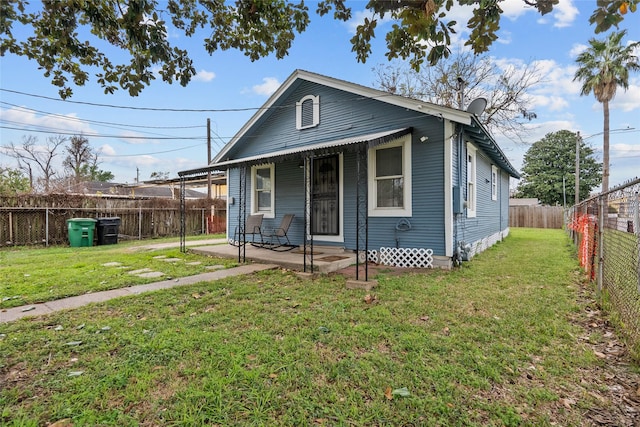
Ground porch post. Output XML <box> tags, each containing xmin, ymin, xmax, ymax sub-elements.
<box><xmin>356</xmin><ymin>144</ymin><xmax>369</xmax><ymax>281</ymax></box>
<box><xmin>239</xmin><ymin>164</ymin><xmax>247</xmax><ymax>263</ymax></box>
<box><xmin>304</xmin><ymin>156</ymin><xmax>314</xmax><ymax>273</ymax></box>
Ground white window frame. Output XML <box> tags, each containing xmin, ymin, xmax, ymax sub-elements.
<box><xmin>466</xmin><ymin>143</ymin><xmax>477</xmax><ymax>218</ymax></box>
<box><xmin>491</xmin><ymin>165</ymin><xmax>498</xmax><ymax>201</ymax></box>
<box><xmin>251</xmin><ymin>164</ymin><xmax>275</xmax><ymax>218</ymax></box>
<box><xmin>296</xmin><ymin>95</ymin><xmax>320</xmax><ymax>130</ymax></box>
<box><xmin>368</xmin><ymin>133</ymin><xmax>412</xmax><ymax>217</ymax></box>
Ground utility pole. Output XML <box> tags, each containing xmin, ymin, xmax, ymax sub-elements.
<box><xmin>575</xmin><ymin>132</ymin><xmax>581</xmax><ymax>206</ymax></box>
<box><xmin>207</xmin><ymin>118</ymin><xmax>212</xmax><ymax>200</ymax></box>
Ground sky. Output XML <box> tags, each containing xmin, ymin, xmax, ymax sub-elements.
<box><xmin>1</xmin><ymin>0</ymin><xmax>639</xmax><ymax>192</ymax></box>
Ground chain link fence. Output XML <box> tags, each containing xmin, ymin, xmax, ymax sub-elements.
<box><xmin>1</xmin><ymin>196</ymin><xmax>226</xmax><ymax>247</ymax></box>
<box><xmin>568</xmin><ymin>178</ymin><xmax>640</xmax><ymax>354</ymax></box>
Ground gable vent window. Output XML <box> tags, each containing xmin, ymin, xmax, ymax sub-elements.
<box><xmin>296</xmin><ymin>95</ymin><xmax>320</xmax><ymax>130</ymax></box>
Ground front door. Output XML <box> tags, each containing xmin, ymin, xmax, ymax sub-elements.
<box><xmin>312</xmin><ymin>155</ymin><xmax>339</xmax><ymax>235</ymax></box>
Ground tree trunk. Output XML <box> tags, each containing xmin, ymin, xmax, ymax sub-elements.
<box><xmin>602</xmin><ymin>99</ymin><xmax>610</xmax><ymax>193</ymax></box>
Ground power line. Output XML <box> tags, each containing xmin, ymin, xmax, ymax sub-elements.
<box><xmin>0</xmin><ymin>124</ymin><xmax>207</xmax><ymax>140</ymax></box>
<box><xmin>1</xmin><ymin>88</ymin><xmax>266</xmax><ymax>112</ymax></box>
<box><xmin>1</xmin><ymin>86</ymin><xmax>399</xmax><ymax>113</ymax></box>
<box><xmin>0</xmin><ymin>101</ymin><xmax>205</xmax><ymax>130</ymax></box>
<box><xmin>100</xmin><ymin>144</ymin><xmax>203</xmax><ymax>157</ymax></box>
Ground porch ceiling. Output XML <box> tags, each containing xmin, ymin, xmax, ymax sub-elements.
<box><xmin>179</xmin><ymin>127</ymin><xmax>411</xmax><ymax>176</ymax></box>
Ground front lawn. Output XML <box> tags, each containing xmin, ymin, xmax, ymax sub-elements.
<box><xmin>0</xmin><ymin>236</ymin><xmax>233</xmax><ymax>309</ymax></box>
<box><xmin>0</xmin><ymin>229</ymin><xmax>632</xmax><ymax>426</ymax></box>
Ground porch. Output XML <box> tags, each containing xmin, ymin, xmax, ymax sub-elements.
<box><xmin>189</xmin><ymin>243</ymin><xmax>357</xmax><ymax>275</ymax></box>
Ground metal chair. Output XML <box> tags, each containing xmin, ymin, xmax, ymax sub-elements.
<box><xmin>259</xmin><ymin>214</ymin><xmax>296</xmax><ymax>251</ymax></box>
<box><xmin>232</xmin><ymin>214</ymin><xmax>263</xmax><ymax>246</ymax></box>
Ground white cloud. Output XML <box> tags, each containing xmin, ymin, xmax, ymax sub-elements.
<box><xmin>612</xmin><ymin>142</ymin><xmax>640</xmax><ymax>156</ymax></box>
<box><xmin>252</xmin><ymin>77</ymin><xmax>281</xmax><ymax>96</ymax></box>
<box><xmin>118</xmin><ymin>131</ymin><xmax>158</xmax><ymax>145</ymax></box>
<box><xmin>193</xmin><ymin>69</ymin><xmax>216</xmax><ymax>82</ymax></box>
<box><xmin>1</xmin><ymin>106</ymin><xmax>94</xmax><ymax>135</ymax></box>
<box><xmin>569</xmin><ymin>43</ymin><xmax>587</xmax><ymax>58</ymax></box>
<box><xmin>527</xmin><ymin>59</ymin><xmax>582</xmax><ymax>101</ymax></box>
<box><xmin>612</xmin><ymin>83</ymin><xmax>640</xmax><ymax>112</ymax></box>
<box><xmin>550</xmin><ymin>0</ymin><xmax>579</xmax><ymax>28</ymax></box>
<box><xmin>98</xmin><ymin>144</ymin><xmax>116</xmax><ymax>156</ymax></box>
<box><xmin>501</xmin><ymin>0</ymin><xmax>535</xmax><ymax>20</ymax></box>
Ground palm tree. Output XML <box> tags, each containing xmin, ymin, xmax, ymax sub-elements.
<box><xmin>573</xmin><ymin>30</ymin><xmax>640</xmax><ymax>193</ymax></box>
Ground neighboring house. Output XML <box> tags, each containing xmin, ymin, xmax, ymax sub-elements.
<box><xmin>180</xmin><ymin>70</ymin><xmax>520</xmax><ymax>268</ymax></box>
<box><xmin>78</xmin><ymin>181</ymin><xmax>208</xmax><ymax>199</ymax></box>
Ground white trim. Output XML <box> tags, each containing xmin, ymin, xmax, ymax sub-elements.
<box><xmin>491</xmin><ymin>165</ymin><xmax>498</xmax><ymax>201</ymax></box>
<box><xmin>444</xmin><ymin>123</ymin><xmax>454</xmax><ymax>257</ymax></box>
<box><xmin>368</xmin><ymin>133</ymin><xmax>412</xmax><ymax>217</ymax></box>
<box><xmin>312</xmin><ymin>154</ymin><xmax>344</xmax><ymax>243</ymax></box>
<box><xmin>466</xmin><ymin>143</ymin><xmax>477</xmax><ymax>218</ymax></box>
<box><xmin>296</xmin><ymin>95</ymin><xmax>320</xmax><ymax>130</ymax></box>
<box><xmin>251</xmin><ymin>164</ymin><xmax>275</xmax><ymax>219</ymax></box>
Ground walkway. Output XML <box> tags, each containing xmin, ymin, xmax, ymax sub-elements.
<box><xmin>1</xmin><ymin>263</ymin><xmax>278</xmax><ymax>323</ymax></box>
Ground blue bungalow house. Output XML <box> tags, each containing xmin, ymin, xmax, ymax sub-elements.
<box><xmin>179</xmin><ymin>70</ymin><xmax>520</xmax><ymax>269</ymax></box>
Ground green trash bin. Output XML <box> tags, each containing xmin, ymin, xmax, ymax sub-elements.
<box><xmin>67</xmin><ymin>218</ymin><xmax>97</xmax><ymax>247</ymax></box>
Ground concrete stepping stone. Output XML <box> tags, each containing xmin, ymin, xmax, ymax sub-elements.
<box><xmin>205</xmin><ymin>265</ymin><xmax>225</xmax><ymax>270</ymax></box>
<box><xmin>102</xmin><ymin>262</ymin><xmax>123</xmax><ymax>267</ymax></box>
<box><xmin>128</xmin><ymin>268</ymin><xmax>152</xmax><ymax>275</ymax></box>
<box><xmin>152</xmin><ymin>255</ymin><xmax>167</xmax><ymax>259</ymax></box>
<box><xmin>161</xmin><ymin>258</ymin><xmax>182</xmax><ymax>262</ymax></box>
<box><xmin>136</xmin><ymin>271</ymin><xmax>165</xmax><ymax>278</ymax></box>
<box><xmin>186</xmin><ymin>261</ymin><xmax>202</xmax><ymax>266</ymax></box>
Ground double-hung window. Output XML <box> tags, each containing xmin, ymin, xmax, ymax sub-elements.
<box><xmin>368</xmin><ymin>134</ymin><xmax>412</xmax><ymax>217</ymax></box>
<box><xmin>491</xmin><ymin>165</ymin><xmax>498</xmax><ymax>201</ymax></box>
<box><xmin>466</xmin><ymin>143</ymin><xmax>477</xmax><ymax>218</ymax></box>
<box><xmin>252</xmin><ymin>164</ymin><xmax>274</xmax><ymax>218</ymax></box>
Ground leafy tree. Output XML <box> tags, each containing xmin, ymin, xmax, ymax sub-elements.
<box><xmin>573</xmin><ymin>30</ymin><xmax>640</xmax><ymax>193</ymax></box>
<box><xmin>516</xmin><ymin>130</ymin><xmax>602</xmax><ymax>206</ymax></box>
<box><xmin>150</xmin><ymin>171</ymin><xmax>170</xmax><ymax>180</ymax></box>
<box><xmin>3</xmin><ymin>135</ymin><xmax>67</xmax><ymax>193</ymax></box>
<box><xmin>373</xmin><ymin>52</ymin><xmax>541</xmax><ymax>142</ymax></box>
<box><xmin>0</xmin><ymin>166</ymin><xmax>30</xmax><ymax>195</ymax></box>
<box><xmin>0</xmin><ymin>0</ymin><xmax>634</xmax><ymax>98</ymax></box>
<box><xmin>63</xmin><ymin>135</ymin><xmax>113</xmax><ymax>183</ymax></box>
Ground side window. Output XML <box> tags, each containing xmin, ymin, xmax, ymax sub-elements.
<box><xmin>368</xmin><ymin>134</ymin><xmax>412</xmax><ymax>217</ymax></box>
<box><xmin>491</xmin><ymin>165</ymin><xmax>498</xmax><ymax>201</ymax></box>
<box><xmin>296</xmin><ymin>95</ymin><xmax>320</xmax><ymax>130</ymax></box>
<box><xmin>252</xmin><ymin>164</ymin><xmax>275</xmax><ymax>217</ymax></box>
<box><xmin>466</xmin><ymin>143</ymin><xmax>477</xmax><ymax>218</ymax></box>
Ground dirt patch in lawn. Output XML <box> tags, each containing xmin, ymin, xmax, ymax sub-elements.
<box><xmin>570</xmin><ymin>282</ymin><xmax>640</xmax><ymax>426</ymax></box>
<box><xmin>332</xmin><ymin>262</ymin><xmax>429</xmax><ymax>280</ymax></box>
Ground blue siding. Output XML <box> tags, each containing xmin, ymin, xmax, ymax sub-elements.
<box><xmin>223</xmin><ymin>78</ymin><xmax>513</xmax><ymax>258</ymax></box>
<box><xmin>457</xmin><ymin>148</ymin><xmax>507</xmax><ymax>245</ymax></box>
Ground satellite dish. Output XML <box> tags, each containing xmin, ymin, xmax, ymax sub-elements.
<box><xmin>466</xmin><ymin>97</ymin><xmax>487</xmax><ymax>116</ymax></box>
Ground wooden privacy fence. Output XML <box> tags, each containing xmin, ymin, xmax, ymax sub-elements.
<box><xmin>0</xmin><ymin>207</ymin><xmax>226</xmax><ymax>247</ymax></box>
<box><xmin>509</xmin><ymin>205</ymin><xmax>565</xmax><ymax>229</ymax></box>
<box><xmin>0</xmin><ymin>195</ymin><xmax>226</xmax><ymax>247</ymax></box>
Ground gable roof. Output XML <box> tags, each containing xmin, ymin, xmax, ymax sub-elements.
<box><xmin>179</xmin><ymin>70</ymin><xmax>520</xmax><ymax>178</ymax></box>
<box><xmin>212</xmin><ymin>69</ymin><xmax>472</xmax><ymax>165</ymax></box>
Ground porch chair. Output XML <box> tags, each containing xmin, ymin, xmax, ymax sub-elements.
<box><xmin>259</xmin><ymin>214</ymin><xmax>296</xmax><ymax>251</ymax></box>
<box><xmin>232</xmin><ymin>214</ymin><xmax>264</xmax><ymax>246</ymax></box>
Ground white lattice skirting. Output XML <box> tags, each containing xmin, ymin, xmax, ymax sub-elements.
<box><xmin>368</xmin><ymin>247</ymin><xmax>434</xmax><ymax>268</ymax></box>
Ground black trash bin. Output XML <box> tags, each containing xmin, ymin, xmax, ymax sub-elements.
<box><xmin>96</xmin><ymin>217</ymin><xmax>121</xmax><ymax>245</ymax></box>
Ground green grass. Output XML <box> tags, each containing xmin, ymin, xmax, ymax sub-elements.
<box><xmin>0</xmin><ymin>229</ymin><xmax>610</xmax><ymax>426</ymax></box>
<box><xmin>0</xmin><ymin>235</ymin><xmax>234</xmax><ymax>309</ymax></box>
